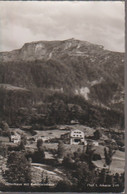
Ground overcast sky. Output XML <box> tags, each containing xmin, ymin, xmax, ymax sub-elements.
<box><xmin>0</xmin><ymin>1</ymin><xmax>125</xmax><ymax>52</ymax></box>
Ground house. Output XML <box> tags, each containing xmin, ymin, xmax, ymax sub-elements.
<box><xmin>87</xmin><ymin>139</ymin><xmax>99</xmax><ymax>146</ymax></box>
<box><xmin>70</xmin><ymin>120</ymin><xmax>79</xmax><ymax>125</ymax></box>
<box><xmin>61</xmin><ymin>129</ymin><xmax>87</xmax><ymax>145</ymax></box>
<box><xmin>35</xmin><ymin>136</ymin><xmax>51</xmax><ymax>143</ymax></box>
<box><xmin>92</xmin><ymin>141</ymin><xmax>99</xmax><ymax>146</ymax></box>
<box><xmin>70</xmin><ymin>129</ymin><xmax>86</xmax><ymax>145</ymax></box>
<box><xmin>10</xmin><ymin>132</ymin><xmax>21</xmax><ymax>143</ymax></box>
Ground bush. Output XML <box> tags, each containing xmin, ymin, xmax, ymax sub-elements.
<box><xmin>8</xmin><ymin>145</ymin><xmax>20</xmax><ymax>152</ymax></box>
<box><xmin>93</xmin><ymin>153</ymin><xmax>101</xmax><ymax>161</ymax></box>
<box><xmin>93</xmin><ymin>130</ymin><xmax>102</xmax><ymax>140</ymax></box>
<box><xmin>32</xmin><ymin>149</ymin><xmax>45</xmax><ymax>163</ymax></box>
<box><xmin>49</xmin><ymin>137</ymin><xmax>60</xmax><ymax>143</ymax></box>
<box><xmin>57</xmin><ymin>141</ymin><xmax>65</xmax><ymax>158</ymax></box>
<box><xmin>116</xmin><ymin>140</ymin><xmax>124</xmax><ymax>147</ymax></box>
<box><xmin>37</xmin><ymin>139</ymin><xmax>43</xmax><ymax>149</ymax></box>
<box><xmin>62</xmin><ymin>154</ymin><xmax>74</xmax><ymax>169</ymax></box>
<box><xmin>31</xmin><ymin>130</ymin><xmax>37</xmax><ymax>136</ymax></box>
<box><xmin>54</xmin><ymin>180</ymin><xmax>72</xmax><ymax>192</ymax></box>
<box><xmin>119</xmin><ymin>146</ymin><xmax>125</xmax><ymax>152</ymax></box>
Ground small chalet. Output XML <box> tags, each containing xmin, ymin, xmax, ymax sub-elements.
<box><xmin>87</xmin><ymin>139</ymin><xmax>99</xmax><ymax>146</ymax></box>
<box><xmin>35</xmin><ymin>136</ymin><xmax>51</xmax><ymax>143</ymax></box>
<box><xmin>61</xmin><ymin>129</ymin><xmax>87</xmax><ymax>145</ymax></box>
<box><xmin>70</xmin><ymin>120</ymin><xmax>79</xmax><ymax>125</ymax></box>
<box><xmin>10</xmin><ymin>132</ymin><xmax>21</xmax><ymax>143</ymax></box>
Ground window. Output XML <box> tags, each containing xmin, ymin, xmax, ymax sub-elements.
<box><xmin>74</xmin><ymin>139</ymin><xmax>80</xmax><ymax>142</ymax></box>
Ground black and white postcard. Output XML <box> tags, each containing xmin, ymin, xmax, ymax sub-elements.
<box><xmin>0</xmin><ymin>1</ymin><xmax>125</xmax><ymax>192</ymax></box>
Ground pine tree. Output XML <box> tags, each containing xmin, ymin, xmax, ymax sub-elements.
<box><xmin>5</xmin><ymin>151</ymin><xmax>31</xmax><ymax>186</ymax></box>
<box><xmin>58</xmin><ymin>140</ymin><xmax>65</xmax><ymax>158</ymax></box>
<box><xmin>37</xmin><ymin>138</ymin><xmax>43</xmax><ymax>150</ymax></box>
<box><xmin>104</xmin><ymin>146</ymin><xmax>116</xmax><ymax>170</ymax></box>
<box><xmin>86</xmin><ymin>143</ymin><xmax>95</xmax><ymax>165</ymax></box>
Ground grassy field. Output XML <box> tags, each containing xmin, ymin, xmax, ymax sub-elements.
<box><xmin>0</xmin><ymin>136</ymin><xmax>9</xmax><ymax>143</ymax></box>
<box><xmin>31</xmin><ymin>163</ymin><xmax>62</xmax><ymax>184</ymax></box>
<box><xmin>32</xmin><ymin>124</ymin><xmax>95</xmax><ymax>139</ymax></box>
<box><xmin>1</xmin><ymin>124</ymin><xmax>124</xmax><ymax>176</ymax></box>
<box><xmin>27</xmin><ymin>141</ymin><xmax>125</xmax><ymax>175</ymax></box>
<box><xmin>26</xmin><ymin>123</ymin><xmax>125</xmax><ymax>162</ymax></box>
<box><xmin>35</xmin><ymin>129</ymin><xmax>69</xmax><ymax>139</ymax></box>
<box><xmin>93</xmin><ymin>159</ymin><xmax>124</xmax><ymax>174</ymax></box>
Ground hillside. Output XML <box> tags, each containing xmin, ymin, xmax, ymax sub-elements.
<box><xmin>0</xmin><ymin>39</ymin><xmax>124</xmax><ymax>106</ymax></box>
<box><xmin>0</xmin><ymin>38</ymin><xmax>124</xmax><ymax>127</ymax></box>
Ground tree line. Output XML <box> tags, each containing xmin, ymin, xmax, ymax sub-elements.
<box><xmin>0</xmin><ymin>88</ymin><xmax>124</xmax><ymax>129</ymax></box>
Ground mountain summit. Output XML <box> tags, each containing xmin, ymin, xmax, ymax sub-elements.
<box><xmin>0</xmin><ymin>38</ymin><xmax>107</xmax><ymax>62</ymax></box>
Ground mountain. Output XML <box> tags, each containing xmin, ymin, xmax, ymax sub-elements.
<box><xmin>0</xmin><ymin>38</ymin><xmax>124</xmax><ymax>104</ymax></box>
<box><xmin>0</xmin><ymin>38</ymin><xmax>124</xmax><ymax>126</ymax></box>
<box><xmin>0</xmin><ymin>38</ymin><xmax>106</xmax><ymax>62</ymax></box>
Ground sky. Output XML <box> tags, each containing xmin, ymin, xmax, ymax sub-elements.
<box><xmin>0</xmin><ymin>1</ymin><xmax>125</xmax><ymax>52</ymax></box>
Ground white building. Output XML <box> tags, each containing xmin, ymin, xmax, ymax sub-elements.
<box><xmin>61</xmin><ymin>129</ymin><xmax>87</xmax><ymax>145</ymax></box>
<box><xmin>87</xmin><ymin>139</ymin><xmax>99</xmax><ymax>147</ymax></box>
<box><xmin>10</xmin><ymin>133</ymin><xmax>21</xmax><ymax>143</ymax></box>
<box><xmin>70</xmin><ymin>129</ymin><xmax>86</xmax><ymax>145</ymax></box>
<box><xmin>92</xmin><ymin>141</ymin><xmax>99</xmax><ymax>146</ymax></box>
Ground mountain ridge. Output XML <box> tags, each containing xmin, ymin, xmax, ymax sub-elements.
<box><xmin>0</xmin><ymin>38</ymin><xmax>124</xmax><ymax>62</ymax></box>
<box><xmin>0</xmin><ymin>38</ymin><xmax>124</xmax><ymax>113</ymax></box>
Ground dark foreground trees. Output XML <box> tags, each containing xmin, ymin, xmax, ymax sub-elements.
<box><xmin>93</xmin><ymin>129</ymin><xmax>102</xmax><ymax>140</ymax></box>
<box><xmin>104</xmin><ymin>146</ymin><xmax>116</xmax><ymax>170</ymax></box>
<box><xmin>5</xmin><ymin>151</ymin><xmax>31</xmax><ymax>186</ymax></box>
<box><xmin>31</xmin><ymin>138</ymin><xmax>45</xmax><ymax>163</ymax></box>
<box><xmin>57</xmin><ymin>140</ymin><xmax>65</xmax><ymax>158</ymax></box>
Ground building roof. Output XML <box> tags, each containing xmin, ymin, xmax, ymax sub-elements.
<box><xmin>61</xmin><ymin>129</ymin><xmax>84</xmax><ymax>137</ymax></box>
<box><xmin>70</xmin><ymin>129</ymin><xmax>84</xmax><ymax>133</ymax></box>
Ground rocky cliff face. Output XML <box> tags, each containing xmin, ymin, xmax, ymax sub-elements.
<box><xmin>0</xmin><ymin>38</ymin><xmax>124</xmax><ymax>111</ymax></box>
<box><xmin>0</xmin><ymin>38</ymin><xmax>115</xmax><ymax>62</ymax></box>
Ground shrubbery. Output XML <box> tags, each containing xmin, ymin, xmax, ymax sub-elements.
<box><xmin>4</xmin><ymin>151</ymin><xmax>31</xmax><ymax>186</ymax></box>
<box><xmin>0</xmin><ymin>86</ymin><xmax>124</xmax><ymax>129</ymax></box>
